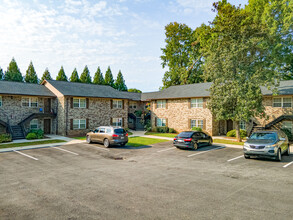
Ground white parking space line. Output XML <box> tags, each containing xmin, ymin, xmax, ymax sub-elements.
<box><xmin>93</xmin><ymin>146</ymin><xmax>110</xmax><ymax>151</ymax></box>
<box><xmin>53</xmin><ymin>147</ymin><xmax>79</xmax><ymax>155</ymax></box>
<box><xmin>283</xmin><ymin>161</ymin><xmax>293</xmax><ymax>168</ymax></box>
<box><xmin>187</xmin><ymin>147</ymin><xmax>224</xmax><ymax>158</ymax></box>
<box><xmin>157</xmin><ymin>147</ymin><xmax>176</xmax><ymax>153</ymax></box>
<box><xmin>227</xmin><ymin>155</ymin><xmax>244</xmax><ymax>162</ymax></box>
<box><xmin>13</xmin><ymin>150</ymin><xmax>38</xmax><ymax>161</ymax></box>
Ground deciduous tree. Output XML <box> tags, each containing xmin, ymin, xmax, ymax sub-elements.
<box><xmin>128</xmin><ymin>88</ymin><xmax>142</xmax><ymax>93</ymax></box>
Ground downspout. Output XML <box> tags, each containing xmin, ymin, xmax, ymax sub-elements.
<box><xmin>65</xmin><ymin>97</ymin><xmax>69</xmax><ymax>136</ymax></box>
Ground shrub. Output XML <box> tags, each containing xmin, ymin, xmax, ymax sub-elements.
<box><xmin>156</xmin><ymin>126</ymin><xmax>169</xmax><ymax>133</ymax></box>
<box><xmin>281</xmin><ymin>128</ymin><xmax>293</xmax><ymax>141</ymax></box>
<box><xmin>144</xmin><ymin>119</ymin><xmax>151</xmax><ymax>131</ymax></box>
<box><xmin>168</xmin><ymin>128</ymin><xmax>176</xmax><ymax>133</ymax></box>
<box><xmin>0</xmin><ymin>133</ymin><xmax>12</xmax><ymax>143</ymax></box>
<box><xmin>26</xmin><ymin>132</ymin><xmax>38</xmax><ymax>140</ymax></box>
<box><xmin>192</xmin><ymin>127</ymin><xmax>202</xmax><ymax>132</ymax></box>
<box><xmin>226</xmin><ymin>129</ymin><xmax>247</xmax><ymax>138</ymax></box>
<box><xmin>30</xmin><ymin>129</ymin><xmax>44</xmax><ymax>139</ymax></box>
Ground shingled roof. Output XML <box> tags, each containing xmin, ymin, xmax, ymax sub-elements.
<box><xmin>0</xmin><ymin>81</ymin><xmax>56</xmax><ymax>97</ymax></box>
<box><xmin>44</xmin><ymin>80</ymin><xmax>141</xmax><ymax>100</ymax></box>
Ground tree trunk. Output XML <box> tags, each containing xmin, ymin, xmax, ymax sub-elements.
<box><xmin>235</xmin><ymin>121</ymin><xmax>242</xmax><ymax>142</ymax></box>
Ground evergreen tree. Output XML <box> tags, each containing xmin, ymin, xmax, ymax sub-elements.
<box><xmin>41</xmin><ymin>68</ymin><xmax>52</xmax><ymax>82</ymax></box>
<box><xmin>93</xmin><ymin>67</ymin><xmax>105</xmax><ymax>85</ymax></box>
<box><xmin>104</xmin><ymin>66</ymin><xmax>114</xmax><ymax>87</ymax></box>
<box><xmin>70</xmin><ymin>68</ymin><xmax>80</xmax><ymax>82</ymax></box>
<box><xmin>4</xmin><ymin>58</ymin><xmax>23</xmax><ymax>82</ymax></box>
<box><xmin>80</xmin><ymin>65</ymin><xmax>91</xmax><ymax>83</ymax></box>
<box><xmin>56</xmin><ymin>66</ymin><xmax>68</xmax><ymax>81</ymax></box>
<box><xmin>0</xmin><ymin>67</ymin><xmax>3</xmax><ymax>80</ymax></box>
<box><xmin>24</xmin><ymin>61</ymin><xmax>38</xmax><ymax>83</ymax></box>
<box><xmin>114</xmin><ymin>70</ymin><xmax>127</xmax><ymax>91</ymax></box>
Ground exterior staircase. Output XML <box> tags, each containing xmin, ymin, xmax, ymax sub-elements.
<box><xmin>10</xmin><ymin>125</ymin><xmax>25</xmax><ymax>140</ymax></box>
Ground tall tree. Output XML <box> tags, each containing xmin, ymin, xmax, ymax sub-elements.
<box><xmin>104</xmin><ymin>66</ymin><xmax>114</xmax><ymax>87</ymax></box>
<box><xmin>80</xmin><ymin>65</ymin><xmax>91</xmax><ymax>83</ymax></box>
<box><xmin>24</xmin><ymin>61</ymin><xmax>38</xmax><ymax>83</ymax></box>
<box><xmin>56</xmin><ymin>66</ymin><xmax>68</xmax><ymax>81</ymax></box>
<box><xmin>114</xmin><ymin>70</ymin><xmax>127</xmax><ymax>91</ymax></box>
<box><xmin>128</xmin><ymin>88</ymin><xmax>142</xmax><ymax>93</ymax></box>
<box><xmin>93</xmin><ymin>67</ymin><xmax>105</xmax><ymax>85</ymax></box>
<box><xmin>203</xmin><ymin>0</ymin><xmax>281</xmax><ymax>141</ymax></box>
<box><xmin>4</xmin><ymin>58</ymin><xmax>23</xmax><ymax>82</ymax></box>
<box><xmin>70</xmin><ymin>68</ymin><xmax>80</xmax><ymax>82</ymax></box>
<box><xmin>41</xmin><ymin>68</ymin><xmax>52</xmax><ymax>82</ymax></box>
<box><xmin>0</xmin><ymin>67</ymin><xmax>3</xmax><ymax>80</ymax></box>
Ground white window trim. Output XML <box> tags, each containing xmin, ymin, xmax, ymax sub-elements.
<box><xmin>112</xmin><ymin>117</ymin><xmax>123</xmax><ymax>126</ymax></box>
<box><xmin>157</xmin><ymin>118</ymin><xmax>166</xmax><ymax>127</ymax></box>
<box><xmin>240</xmin><ymin>120</ymin><xmax>246</xmax><ymax>130</ymax></box>
<box><xmin>273</xmin><ymin>97</ymin><xmax>292</xmax><ymax>108</ymax></box>
<box><xmin>73</xmin><ymin>119</ymin><xmax>86</xmax><ymax>129</ymax></box>
<box><xmin>0</xmin><ymin>96</ymin><xmax>2</xmax><ymax>107</ymax></box>
<box><xmin>157</xmin><ymin>100</ymin><xmax>166</xmax><ymax>109</ymax></box>
<box><xmin>73</xmin><ymin>98</ymin><xmax>86</xmax><ymax>108</ymax></box>
<box><xmin>190</xmin><ymin>119</ymin><xmax>203</xmax><ymax>129</ymax></box>
<box><xmin>113</xmin><ymin>99</ymin><xmax>123</xmax><ymax>109</ymax></box>
<box><xmin>30</xmin><ymin>119</ymin><xmax>38</xmax><ymax>129</ymax></box>
<box><xmin>22</xmin><ymin>97</ymin><xmax>38</xmax><ymax>107</ymax></box>
<box><xmin>191</xmin><ymin>98</ymin><xmax>203</xmax><ymax>108</ymax></box>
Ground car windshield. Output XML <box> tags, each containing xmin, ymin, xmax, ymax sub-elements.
<box><xmin>178</xmin><ymin>132</ymin><xmax>193</xmax><ymax>138</ymax></box>
<box><xmin>114</xmin><ymin>129</ymin><xmax>126</xmax><ymax>134</ymax></box>
<box><xmin>249</xmin><ymin>132</ymin><xmax>277</xmax><ymax>141</ymax></box>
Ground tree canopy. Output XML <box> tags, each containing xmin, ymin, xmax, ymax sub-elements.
<box><xmin>70</xmin><ymin>68</ymin><xmax>80</xmax><ymax>82</ymax></box>
<box><xmin>0</xmin><ymin>67</ymin><xmax>3</xmax><ymax>80</ymax></box>
<box><xmin>4</xmin><ymin>58</ymin><xmax>23</xmax><ymax>82</ymax></box>
<box><xmin>93</xmin><ymin>67</ymin><xmax>105</xmax><ymax>85</ymax></box>
<box><xmin>114</xmin><ymin>70</ymin><xmax>127</xmax><ymax>91</ymax></box>
<box><xmin>128</xmin><ymin>88</ymin><xmax>142</xmax><ymax>93</ymax></box>
<box><xmin>80</xmin><ymin>65</ymin><xmax>91</xmax><ymax>83</ymax></box>
<box><xmin>56</xmin><ymin>66</ymin><xmax>68</xmax><ymax>81</ymax></box>
<box><xmin>24</xmin><ymin>61</ymin><xmax>38</xmax><ymax>83</ymax></box>
<box><xmin>41</xmin><ymin>68</ymin><xmax>52</xmax><ymax>82</ymax></box>
<box><xmin>104</xmin><ymin>66</ymin><xmax>114</xmax><ymax>87</ymax></box>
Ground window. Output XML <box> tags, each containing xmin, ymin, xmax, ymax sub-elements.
<box><xmin>190</xmin><ymin>119</ymin><xmax>203</xmax><ymax>129</ymax></box>
<box><xmin>73</xmin><ymin>119</ymin><xmax>86</xmax><ymax>129</ymax></box>
<box><xmin>240</xmin><ymin>121</ymin><xmax>246</xmax><ymax>130</ymax></box>
<box><xmin>191</xmin><ymin>98</ymin><xmax>203</xmax><ymax>108</ymax></box>
<box><xmin>0</xmin><ymin>96</ymin><xmax>2</xmax><ymax>107</ymax></box>
<box><xmin>112</xmin><ymin>118</ymin><xmax>122</xmax><ymax>126</ymax></box>
<box><xmin>282</xmin><ymin>121</ymin><xmax>292</xmax><ymax>133</ymax></box>
<box><xmin>157</xmin><ymin>118</ymin><xmax>166</xmax><ymax>127</ymax></box>
<box><xmin>30</xmin><ymin>119</ymin><xmax>38</xmax><ymax>129</ymax></box>
<box><xmin>129</xmin><ymin>101</ymin><xmax>137</xmax><ymax>109</ymax></box>
<box><xmin>157</xmin><ymin>100</ymin><xmax>166</xmax><ymax>108</ymax></box>
<box><xmin>113</xmin><ymin>100</ymin><xmax>123</xmax><ymax>109</ymax></box>
<box><xmin>22</xmin><ymin>97</ymin><xmax>38</xmax><ymax>107</ymax></box>
<box><xmin>73</xmin><ymin>98</ymin><xmax>86</xmax><ymax>108</ymax></box>
<box><xmin>273</xmin><ymin>97</ymin><xmax>292</xmax><ymax>107</ymax></box>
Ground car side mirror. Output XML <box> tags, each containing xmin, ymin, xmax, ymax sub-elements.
<box><xmin>279</xmin><ymin>137</ymin><xmax>286</xmax><ymax>141</ymax></box>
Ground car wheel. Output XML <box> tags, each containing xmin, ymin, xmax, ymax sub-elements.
<box><xmin>86</xmin><ymin>136</ymin><xmax>92</xmax><ymax>144</ymax></box>
<box><xmin>193</xmin><ymin>142</ymin><xmax>198</xmax><ymax>150</ymax></box>
<box><xmin>285</xmin><ymin>144</ymin><xmax>290</xmax><ymax>156</ymax></box>
<box><xmin>244</xmin><ymin>154</ymin><xmax>250</xmax><ymax>159</ymax></box>
<box><xmin>276</xmin><ymin>149</ymin><xmax>282</xmax><ymax>161</ymax></box>
<box><xmin>103</xmin><ymin>139</ymin><xmax>110</xmax><ymax>148</ymax></box>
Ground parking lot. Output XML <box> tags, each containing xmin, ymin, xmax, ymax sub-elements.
<box><xmin>1</xmin><ymin>141</ymin><xmax>293</xmax><ymax>220</ymax></box>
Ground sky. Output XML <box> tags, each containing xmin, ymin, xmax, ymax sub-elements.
<box><xmin>0</xmin><ymin>0</ymin><xmax>248</xmax><ymax>92</ymax></box>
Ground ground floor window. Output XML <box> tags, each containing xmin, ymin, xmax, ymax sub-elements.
<box><xmin>73</xmin><ymin>119</ymin><xmax>86</xmax><ymax>129</ymax></box>
<box><xmin>240</xmin><ymin>120</ymin><xmax>246</xmax><ymax>130</ymax></box>
<box><xmin>157</xmin><ymin>118</ymin><xmax>166</xmax><ymax>127</ymax></box>
<box><xmin>30</xmin><ymin>119</ymin><xmax>38</xmax><ymax>129</ymax></box>
<box><xmin>282</xmin><ymin>121</ymin><xmax>292</xmax><ymax>133</ymax></box>
<box><xmin>190</xmin><ymin>119</ymin><xmax>203</xmax><ymax>129</ymax></box>
<box><xmin>112</xmin><ymin>118</ymin><xmax>122</xmax><ymax>127</ymax></box>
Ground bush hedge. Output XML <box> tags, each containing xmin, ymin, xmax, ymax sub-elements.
<box><xmin>226</xmin><ymin>129</ymin><xmax>247</xmax><ymax>138</ymax></box>
<box><xmin>30</xmin><ymin>129</ymin><xmax>44</xmax><ymax>139</ymax></box>
<box><xmin>0</xmin><ymin>133</ymin><xmax>12</xmax><ymax>143</ymax></box>
<box><xmin>26</xmin><ymin>133</ymin><xmax>38</xmax><ymax>140</ymax></box>
<box><xmin>155</xmin><ymin>127</ymin><xmax>176</xmax><ymax>133</ymax></box>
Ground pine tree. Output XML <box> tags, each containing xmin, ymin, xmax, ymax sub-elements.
<box><xmin>93</xmin><ymin>67</ymin><xmax>105</xmax><ymax>85</ymax></box>
<box><xmin>114</xmin><ymin>70</ymin><xmax>127</xmax><ymax>91</ymax></box>
<box><xmin>70</xmin><ymin>68</ymin><xmax>80</xmax><ymax>82</ymax></box>
<box><xmin>0</xmin><ymin>67</ymin><xmax>3</xmax><ymax>80</ymax></box>
<box><xmin>104</xmin><ymin>66</ymin><xmax>114</xmax><ymax>87</ymax></box>
<box><xmin>4</xmin><ymin>58</ymin><xmax>23</xmax><ymax>82</ymax></box>
<box><xmin>24</xmin><ymin>61</ymin><xmax>38</xmax><ymax>83</ymax></box>
<box><xmin>80</xmin><ymin>65</ymin><xmax>91</xmax><ymax>83</ymax></box>
<box><xmin>56</xmin><ymin>66</ymin><xmax>68</xmax><ymax>81</ymax></box>
<box><xmin>41</xmin><ymin>68</ymin><xmax>52</xmax><ymax>82</ymax></box>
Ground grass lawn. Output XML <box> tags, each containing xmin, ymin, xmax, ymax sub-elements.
<box><xmin>73</xmin><ymin>136</ymin><xmax>86</xmax><ymax>140</ymax></box>
<box><xmin>144</xmin><ymin>132</ymin><xmax>177</xmax><ymax>138</ymax></box>
<box><xmin>127</xmin><ymin>137</ymin><xmax>169</xmax><ymax>147</ymax></box>
<box><xmin>213</xmin><ymin>139</ymin><xmax>244</xmax><ymax>146</ymax></box>
<box><xmin>0</xmin><ymin>140</ymin><xmax>66</xmax><ymax>149</ymax></box>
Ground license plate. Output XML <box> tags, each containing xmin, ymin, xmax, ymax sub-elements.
<box><xmin>178</xmin><ymin>140</ymin><xmax>183</xmax><ymax>142</ymax></box>
<box><xmin>121</xmin><ymin>137</ymin><xmax>124</xmax><ymax>139</ymax></box>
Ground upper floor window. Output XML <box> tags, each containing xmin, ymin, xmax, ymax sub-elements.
<box><xmin>0</xmin><ymin>96</ymin><xmax>2</xmax><ymax>107</ymax></box>
<box><xmin>113</xmin><ymin>100</ymin><xmax>123</xmax><ymax>109</ymax></box>
<box><xmin>30</xmin><ymin>119</ymin><xmax>38</xmax><ymax>129</ymax></box>
<box><xmin>73</xmin><ymin>119</ymin><xmax>86</xmax><ymax>129</ymax></box>
<box><xmin>190</xmin><ymin>119</ymin><xmax>203</xmax><ymax>129</ymax></box>
<box><xmin>240</xmin><ymin>120</ymin><xmax>246</xmax><ymax>130</ymax></box>
<box><xmin>273</xmin><ymin>97</ymin><xmax>292</xmax><ymax>108</ymax></box>
<box><xmin>22</xmin><ymin>97</ymin><xmax>38</xmax><ymax>107</ymax></box>
<box><xmin>191</xmin><ymin>98</ymin><xmax>203</xmax><ymax>108</ymax></box>
<box><xmin>73</xmin><ymin>98</ymin><xmax>86</xmax><ymax>108</ymax></box>
<box><xmin>157</xmin><ymin>118</ymin><xmax>166</xmax><ymax>127</ymax></box>
<box><xmin>157</xmin><ymin>100</ymin><xmax>166</xmax><ymax>108</ymax></box>
<box><xmin>129</xmin><ymin>101</ymin><xmax>137</xmax><ymax>109</ymax></box>
<box><xmin>112</xmin><ymin>118</ymin><xmax>122</xmax><ymax>126</ymax></box>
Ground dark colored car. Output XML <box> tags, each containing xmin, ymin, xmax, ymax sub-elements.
<box><xmin>173</xmin><ymin>131</ymin><xmax>213</xmax><ymax>150</ymax></box>
<box><xmin>86</xmin><ymin>126</ymin><xmax>128</xmax><ymax>147</ymax></box>
<box><xmin>243</xmin><ymin>130</ymin><xmax>290</xmax><ymax>161</ymax></box>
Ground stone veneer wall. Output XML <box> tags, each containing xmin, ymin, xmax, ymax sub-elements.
<box><xmin>128</xmin><ymin>101</ymin><xmax>145</xmax><ymax>114</ymax></box>
<box><xmin>151</xmin><ymin>98</ymin><xmax>217</xmax><ymax>135</ymax></box>
<box><xmin>66</xmin><ymin>97</ymin><xmax>129</xmax><ymax>136</ymax></box>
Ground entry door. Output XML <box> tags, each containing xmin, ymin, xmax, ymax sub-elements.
<box><xmin>44</xmin><ymin>98</ymin><xmax>51</xmax><ymax>113</ymax></box>
<box><xmin>44</xmin><ymin>119</ymin><xmax>51</xmax><ymax>134</ymax></box>
<box><xmin>227</xmin><ymin>120</ymin><xmax>233</xmax><ymax>133</ymax></box>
